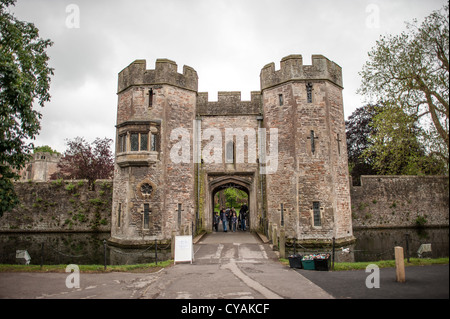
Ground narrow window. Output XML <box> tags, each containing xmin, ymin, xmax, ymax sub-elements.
<box><xmin>313</xmin><ymin>201</ymin><xmax>321</xmax><ymax>226</ymax></box>
<box><xmin>140</xmin><ymin>133</ymin><xmax>148</xmax><ymax>151</ymax></box>
<box><xmin>226</xmin><ymin>141</ymin><xmax>234</xmax><ymax>164</ymax></box>
<box><xmin>177</xmin><ymin>203</ymin><xmax>182</xmax><ymax>228</ymax></box>
<box><xmin>306</xmin><ymin>82</ymin><xmax>313</xmax><ymax>103</ymax></box>
<box><xmin>143</xmin><ymin>203</ymin><xmax>150</xmax><ymax>229</ymax></box>
<box><xmin>119</xmin><ymin>134</ymin><xmax>127</xmax><ymax>153</ymax></box>
<box><xmin>130</xmin><ymin>133</ymin><xmax>139</xmax><ymax>151</ymax></box>
<box><xmin>278</xmin><ymin>94</ymin><xmax>283</xmax><ymax>106</ymax></box>
<box><xmin>149</xmin><ymin>89</ymin><xmax>154</xmax><ymax>108</ymax></box>
<box><xmin>151</xmin><ymin>133</ymin><xmax>157</xmax><ymax>151</ymax></box>
<box><xmin>117</xmin><ymin>203</ymin><xmax>121</xmax><ymax>228</ymax></box>
<box><xmin>307</xmin><ymin>130</ymin><xmax>318</xmax><ymax>154</ymax></box>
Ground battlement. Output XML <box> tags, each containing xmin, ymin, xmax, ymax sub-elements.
<box><xmin>117</xmin><ymin>59</ymin><xmax>198</xmax><ymax>93</ymax></box>
<box><xmin>260</xmin><ymin>54</ymin><xmax>343</xmax><ymax>90</ymax></box>
<box><xmin>197</xmin><ymin>91</ymin><xmax>261</xmax><ymax>116</ymax></box>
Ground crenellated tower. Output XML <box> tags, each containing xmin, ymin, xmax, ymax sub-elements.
<box><xmin>111</xmin><ymin>59</ymin><xmax>198</xmax><ymax>246</ymax></box>
<box><xmin>260</xmin><ymin>54</ymin><xmax>353</xmax><ymax>244</ymax></box>
<box><xmin>110</xmin><ymin>54</ymin><xmax>354</xmax><ymax>247</ymax></box>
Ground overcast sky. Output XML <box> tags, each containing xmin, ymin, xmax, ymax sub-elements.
<box><xmin>9</xmin><ymin>0</ymin><xmax>447</xmax><ymax>153</ymax></box>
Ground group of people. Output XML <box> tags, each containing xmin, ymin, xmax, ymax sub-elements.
<box><xmin>214</xmin><ymin>204</ymin><xmax>248</xmax><ymax>232</ymax></box>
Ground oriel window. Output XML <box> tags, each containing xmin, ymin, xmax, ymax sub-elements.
<box><xmin>130</xmin><ymin>132</ymin><xmax>149</xmax><ymax>151</ymax></box>
<box><xmin>151</xmin><ymin>133</ymin><xmax>158</xmax><ymax>152</ymax></box>
<box><xmin>118</xmin><ymin>134</ymin><xmax>127</xmax><ymax>153</ymax></box>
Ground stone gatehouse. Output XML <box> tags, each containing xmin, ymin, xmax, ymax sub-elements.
<box><xmin>109</xmin><ymin>54</ymin><xmax>354</xmax><ymax>246</ymax></box>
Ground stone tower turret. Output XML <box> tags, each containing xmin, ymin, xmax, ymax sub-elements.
<box><xmin>260</xmin><ymin>54</ymin><xmax>353</xmax><ymax>244</ymax></box>
<box><xmin>111</xmin><ymin>59</ymin><xmax>198</xmax><ymax>246</ymax></box>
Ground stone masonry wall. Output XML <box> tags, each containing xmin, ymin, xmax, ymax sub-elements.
<box><xmin>351</xmin><ymin>176</ymin><xmax>449</xmax><ymax>228</ymax></box>
<box><xmin>2</xmin><ymin>175</ymin><xmax>448</xmax><ymax>233</ymax></box>
<box><xmin>0</xmin><ymin>180</ymin><xmax>112</xmax><ymax>232</ymax></box>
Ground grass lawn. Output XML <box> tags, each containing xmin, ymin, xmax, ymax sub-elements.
<box><xmin>0</xmin><ymin>259</ymin><xmax>173</xmax><ymax>273</ymax></box>
<box><xmin>280</xmin><ymin>257</ymin><xmax>449</xmax><ymax>271</ymax></box>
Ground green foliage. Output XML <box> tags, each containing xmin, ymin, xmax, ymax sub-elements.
<box><xmin>223</xmin><ymin>187</ymin><xmax>248</xmax><ymax>209</ymax></box>
<box><xmin>51</xmin><ymin>179</ymin><xmax>64</xmax><ymax>187</ymax></box>
<box><xmin>89</xmin><ymin>198</ymin><xmax>106</xmax><ymax>206</ymax></box>
<box><xmin>0</xmin><ymin>0</ymin><xmax>54</xmax><ymax>216</ymax></box>
<box><xmin>33</xmin><ymin>145</ymin><xmax>60</xmax><ymax>155</ymax></box>
<box><xmin>415</xmin><ymin>215</ymin><xmax>428</xmax><ymax>227</ymax></box>
<box><xmin>358</xmin><ymin>4</ymin><xmax>449</xmax><ymax>171</ymax></box>
<box><xmin>362</xmin><ymin>106</ymin><xmax>446</xmax><ymax>175</ymax></box>
<box><xmin>65</xmin><ymin>183</ymin><xmax>76</xmax><ymax>192</ymax></box>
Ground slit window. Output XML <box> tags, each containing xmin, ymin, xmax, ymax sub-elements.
<box><xmin>306</xmin><ymin>83</ymin><xmax>313</xmax><ymax>103</ymax></box>
<box><xmin>149</xmin><ymin>89</ymin><xmax>154</xmax><ymax>108</ymax></box>
<box><xmin>117</xmin><ymin>203</ymin><xmax>122</xmax><ymax>228</ymax></box>
<box><xmin>143</xmin><ymin>203</ymin><xmax>150</xmax><ymax>229</ymax></box>
<box><xmin>278</xmin><ymin>94</ymin><xmax>283</xmax><ymax>106</ymax></box>
<box><xmin>313</xmin><ymin>201</ymin><xmax>321</xmax><ymax>226</ymax></box>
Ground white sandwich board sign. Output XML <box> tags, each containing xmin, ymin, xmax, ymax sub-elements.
<box><xmin>174</xmin><ymin>235</ymin><xmax>194</xmax><ymax>264</ymax></box>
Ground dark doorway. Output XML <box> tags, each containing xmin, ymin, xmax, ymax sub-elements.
<box><xmin>211</xmin><ymin>182</ymin><xmax>249</xmax><ymax>232</ymax></box>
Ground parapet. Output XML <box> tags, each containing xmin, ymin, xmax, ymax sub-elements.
<box><xmin>117</xmin><ymin>59</ymin><xmax>198</xmax><ymax>93</ymax></box>
<box><xmin>197</xmin><ymin>91</ymin><xmax>261</xmax><ymax>116</ymax></box>
<box><xmin>260</xmin><ymin>54</ymin><xmax>343</xmax><ymax>90</ymax></box>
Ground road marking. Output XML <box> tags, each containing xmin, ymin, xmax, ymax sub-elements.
<box><xmin>259</xmin><ymin>244</ymin><xmax>268</xmax><ymax>259</ymax></box>
<box><xmin>214</xmin><ymin>244</ymin><xmax>224</xmax><ymax>259</ymax></box>
<box><xmin>222</xmin><ymin>260</ymin><xmax>282</xmax><ymax>299</ymax></box>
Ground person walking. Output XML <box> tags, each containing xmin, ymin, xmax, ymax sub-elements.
<box><xmin>240</xmin><ymin>204</ymin><xmax>247</xmax><ymax>231</ymax></box>
<box><xmin>229</xmin><ymin>207</ymin><xmax>235</xmax><ymax>231</ymax></box>
<box><xmin>231</xmin><ymin>211</ymin><xmax>237</xmax><ymax>232</ymax></box>
<box><xmin>214</xmin><ymin>212</ymin><xmax>220</xmax><ymax>232</ymax></box>
<box><xmin>222</xmin><ymin>208</ymin><xmax>228</xmax><ymax>232</ymax></box>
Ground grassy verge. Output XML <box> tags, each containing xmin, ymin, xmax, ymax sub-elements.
<box><xmin>0</xmin><ymin>259</ymin><xmax>173</xmax><ymax>273</ymax></box>
<box><xmin>280</xmin><ymin>257</ymin><xmax>449</xmax><ymax>271</ymax></box>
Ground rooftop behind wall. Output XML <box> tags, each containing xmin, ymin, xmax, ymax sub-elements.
<box><xmin>197</xmin><ymin>91</ymin><xmax>261</xmax><ymax>116</ymax></box>
<box><xmin>260</xmin><ymin>54</ymin><xmax>343</xmax><ymax>90</ymax></box>
<box><xmin>117</xmin><ymin>59</ymin><xmax>198</xmax><ymax>93</ymax></box>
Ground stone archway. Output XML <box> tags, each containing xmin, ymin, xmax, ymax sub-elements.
<box><xmin>204</xmin><ymin>173</ymin><xmax>258</xmax><ymax>233</ymax></box>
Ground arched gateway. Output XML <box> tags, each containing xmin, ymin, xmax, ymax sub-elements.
<box><xmin>207</xmin><ymin>175</ymin><xmax>256</xmax><ymax>232</ymax></box>
<box><xmin>109</xmin><ymin>55</ymin><xmax>355</xmax><ymax>247</ymax></box>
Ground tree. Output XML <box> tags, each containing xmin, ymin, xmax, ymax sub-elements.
<box><xmin>52</xmin><ymin>137</ymin><xmax>114</xmax><ymax>189</ymax></box>
<box><xmin>345</xmin><ymin>105</ymin><xmax>378</xmax><ymax>185</ymax></box>
<box><xmin>0</xmin><ymin>0</ymin><xmax>53</xmax><ymax>216</ymax></box>
<box><xmin>358</xmin><ymin>4</ymin><xmax>449</xmax><ymax>171</ymax></box>
<box><xmin>33</xmin><ymin>145</ymin><xmax>60</xmax><ymax>155</ymax></box>
<box><xmin>365</xmin><ymin>105</ymin><xmax>446</xmax><ymax>175</ymax></box>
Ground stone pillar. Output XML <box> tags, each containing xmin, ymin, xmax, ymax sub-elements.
<box><xmin>279</xmin><ymin>228</ymin><xmax>286</xmax><ymax>258</ymax></box>
<box><xmin>272</xmin><ymin>225</ymin><xmax>278</xmax><ymax>251</ymax></box>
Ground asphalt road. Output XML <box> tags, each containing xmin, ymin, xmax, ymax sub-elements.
<box><xmin>0</xmin><ymin>231</ymin><xmax>448</xmax><ymax>302</ymax></box>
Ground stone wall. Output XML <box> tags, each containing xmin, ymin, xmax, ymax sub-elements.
<box><xmin>351</xmin><ymin>176</ymin><xmax>449</xmax><ymax>229</ymax></box>
<box><xmin>2</xmin><ymin>175</ymin><xmax>448</xmax><ymax>233</ymax></box>
<box><xmin>0</xmin><ymin>180</ymin><xmax>112</xmax><ymax>232</ymax></box>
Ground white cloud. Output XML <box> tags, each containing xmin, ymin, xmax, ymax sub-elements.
<box><xmin>10</xmin><ymin>0</ymin><xmax>447</xmax><ymax>153</ymax></box>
